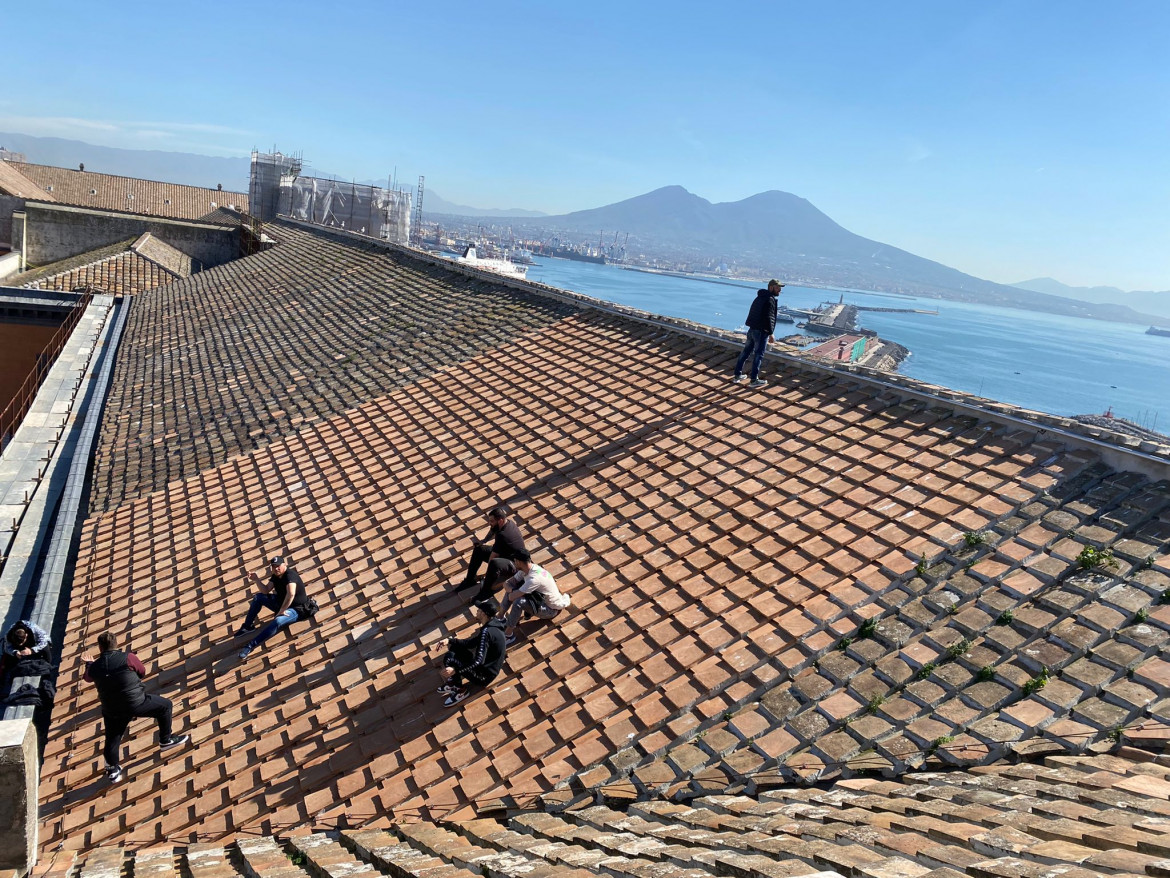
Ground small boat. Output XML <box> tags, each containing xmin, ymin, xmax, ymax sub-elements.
<box><xmin>455</xmin><ymin>245</ymin><xmax>528</xmax><ymax>280</ymax></box>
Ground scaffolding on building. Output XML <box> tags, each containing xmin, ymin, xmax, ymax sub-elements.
<box><xmin>412</xmin><ymin>175</ymin><xmax>425</xmax><ymax>245</ymax></box>
<box><xmin>249</xmin><ymin>150</ymin><xmax>411</xmax><ymax>244</ymax></box>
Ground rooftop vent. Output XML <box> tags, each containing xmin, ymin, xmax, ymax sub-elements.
<box><xmin>127</xmin><ymin>194</ymin><xmax>135</xmax><ymax>200</ymax></box>
<box><xmin>90</xmin><ymin>189</ymin><xmax>97</xmax><ymax>195</ymax></box>
<box><xmin>45</xmin><ymin>185</ymin><xmax>53</xmax><ymax>192</ymax></box>
<box><xmin>210</xmin><ymin>201</ymin><xmax>218</xmax><ymax>209</ymax></box>
<box><xmin>164</xmin><ymin>199</ymin><xmax>171</xmax><ymax>205</ymax></box>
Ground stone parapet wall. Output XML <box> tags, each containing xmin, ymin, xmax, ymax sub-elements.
<box><xmin>18</xmin><ymin>203</ymin><xmax>238</xmax><ymax>272</ymax></box>
<box><xmin>0</xmin><ymin>719</ymin><xmax>37</xmax><ymax>874</ymax></box>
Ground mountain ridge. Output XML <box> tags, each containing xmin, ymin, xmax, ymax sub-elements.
<box><xmin>4</xmin><ymin>132</ymin><xmax>1164</xmax><ymax>323</ymax></box>
<box><xmin>1012</xmin><ymin>277</ymin><xmax>1170</xmax><ymax>320</ymax></box>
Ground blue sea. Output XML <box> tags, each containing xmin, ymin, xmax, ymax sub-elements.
<box><xmin>524</xmin><ymin>259</ymin><xmax>1170</xmax><ymax>430</ymax></box>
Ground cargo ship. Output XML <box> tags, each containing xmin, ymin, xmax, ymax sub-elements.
<box><xmin>539</xmin><ymin>246</ymin><xmax>605</xmax><ymax>265</ymax></box>
<box><xmin>1147</xmin><ymin>326</ymin><xmax>1170</xmax><ymax>337</ymax></box>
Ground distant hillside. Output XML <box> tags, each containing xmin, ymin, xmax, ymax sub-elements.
<box><xmin>425</xmin><ymin>191</ymin><xmax>546</xmax><ymax>218</ymax></box>
<box><xmin>1013</xmin><ymin>277</ymin><xmax>1170</xmax><ymax>320</ymax></box>
<box><xmin>532</xmin><ymin>186</ymin><xmax>1164</xmax><ymax>324</ymax></box>
<box><xmin>0</xmin><ymin>132</ymin><xmax>251</xmax><ymax>192</ymax></box>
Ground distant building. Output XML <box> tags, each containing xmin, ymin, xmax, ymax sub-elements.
<box><xmin>250</xmin><ymin>150</ymin><xmax>411</xmax><ymax>243</ymax></box>
<box><xmin>806</xmin><ymin>334</ymin><xmax>867</xmax><ymax>362</ymax></box>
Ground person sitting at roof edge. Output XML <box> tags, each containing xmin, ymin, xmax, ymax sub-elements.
<box><xmin>732</xmin><ymin>278</ymin><xmax>784</xmax><ymax>389</ymax></box>
<box><xmin>454</xmin><ymin>505</ymin><xmax>528</xmax><ymax>602</ymax></box>
<box><xmin>498</xmin><ymin>549</ymin><xmax>571</xmax><ymax>647</ymax></box>
<box><xmin>236</xmin><ymin>555</ymin><xmax>314</xmax><ymax>660</ymax></box>
<box><xmin>1</xmin><ymin>619</ymin><xmax>53</xmax><ymax>681</ymax></box>
<box><xmin>437</xmin><ymin>596</ymin><xmax>508</xmax><ymax>707</ymax></box>
<box><xmin>83</xmin><ymin>631</ymin><xmax>189</xmax><ymax>784</ymax></box>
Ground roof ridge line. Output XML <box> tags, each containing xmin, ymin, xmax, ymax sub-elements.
<box><xmin>275</xmin><ymin>218</ymin><xmax>1170</xmax><ymax>475</ymax></box>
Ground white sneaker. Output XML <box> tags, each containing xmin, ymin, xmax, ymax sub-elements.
<box><xmin>106</xmin><ymin>765</ymin><xmax>123</xmax><ymax>783</ymax></box>
<box><xmin>749</xmin><ymin>379</ymin><xmax>767</xmax><ymax>388</ymax></box>
<box><xmin>732</xmin><ymin>374</ymin><xmax>747</xmax><ymax>383</ymax></box>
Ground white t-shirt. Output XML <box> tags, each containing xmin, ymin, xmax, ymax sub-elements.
<box><xmin>511</xmin><ymin>564</ymin><xmax>570</xmax><ymax>610</ymax></box>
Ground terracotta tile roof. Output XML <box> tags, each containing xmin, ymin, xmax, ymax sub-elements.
<box><xmin>2</xmin><ymin>161</ymin><xmax>247</xmax><ymax>220</ymax></box>
<box><xmin>85</xmin><ymin>222</ymin><xmax>580</xmax><ymax>514</ymax></box>
<box><xmin>9</xmin><ymin>234</ymin><xmax>188</xmax><ymax>296</ymax></box>
<box><xmin>46</xmin><ymin>264</ymin><xmax>1170</xmax><ymax>850</ymax></box>
<box><xmin>37</xmin><ymin>750</ymin><xmax>1170</xmax><ymax>878</ymax></box>
<box><xmin>0</xmin><ymin>159</ymin><xmax>54</xmax><ymax>200</ymax></box>
<box><xmin>34</xmin><ymin>221</ymin><xmax>1170</xmax><ymax>865</ymax></box>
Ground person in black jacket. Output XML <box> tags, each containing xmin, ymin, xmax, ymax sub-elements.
<box><xmin>454</xmin><ymin>506</ymin><xmax>528</xmax><ymax>602</ymax></box>
<box><xmin>84</xmin><ymin>632</ymin><xmax>189</xmax><ymax>783</ymax></box>
<box><xmin>733</xmin><ymin>279</ymin><xmax>784</xmax><ymax>388</ymax></box>
<box><xmin>237</xmin><ymin>555</ymin><xmax>313</xmax><ymax>660</ymax></box>
<box><xmin>437</xmin><ymin>597</ymin><xmax>507</xmax><ymax>707</ymax></box>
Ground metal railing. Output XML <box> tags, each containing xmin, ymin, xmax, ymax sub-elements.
<box><xmin>0</xmin><ymin>289</ymin><xmax>94</xmax><ymax>451</ymax></box>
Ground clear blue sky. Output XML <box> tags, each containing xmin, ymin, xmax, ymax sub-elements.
<box><xmin>5</xmin><ymin>1</ymin><xmax>1168</xmax><ymax>290</ymax></box>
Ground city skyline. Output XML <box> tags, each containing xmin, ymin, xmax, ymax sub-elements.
<box><xmin>5</xmin><ymin>0</ymin><xmax>1168</xmax><ymax>291</ymax></box>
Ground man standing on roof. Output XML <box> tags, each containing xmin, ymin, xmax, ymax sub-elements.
<box><xmin>454</xmin><ymin>506</ymin><xmax>528</xmax><ymax>602</ymax></box>
<box><xmin>84</xmin><ymin>632</ymin><xmax>189</xmax><ymax>783</ymax></box>
<box><xmin>732</xmin><ymin>279</ymin><xmax>784</xmax><ymax>388</ymax></box>
<box><xmin>437</xmin><ymin>596</ymin><xmax>508</xmax><ymax>707</ymax></box>
<box><xmin>236</xmin><ymin>555</ymin><xmax>313</xmax><ymax>660</ymax></box>
<box><xmin>498</xmin><ymin>550</ymin><xmax>571</xmax><ymax>647</ymax></box>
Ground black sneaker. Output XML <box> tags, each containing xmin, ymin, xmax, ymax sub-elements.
<box><xmin>106</xmin><ymin>765</ymin><xmax>123</xmax><ymax>783</ymax></box>
<box><xmin>160</xmin><ymin>734</ymin><xmax>190</xmax><ymax>751</ymax></box>
<box><xmin>234</xmin><ymin>622</ymin><xmax>257</xmax><ymax>637</ymax></box>
<box><xmin>436</xmin><ymin>683</ymin><xmax>458</xmax><ymax>694</ymax></box>
<box><xmin>443</xmin><ymin>689</ymin><xmax>469</xmax><ymax>707</ymax></box>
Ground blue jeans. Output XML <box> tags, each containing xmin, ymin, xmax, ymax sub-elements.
<box><xmin>734</xmin><ymin>329</ymin><xmax>769</xmax><ymax>380</ymax></box>
<box><xmin>243</xmin><ymin>593</ymin><xmax>300</xmax><ymax>649</ymax></box>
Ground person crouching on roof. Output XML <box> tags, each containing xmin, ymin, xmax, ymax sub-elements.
<box><xmin>437</xmin><ymin>597</ymin><xmax>507</xmax><ymax>707</ymax></box>
<box><xmin>83</xmin><ymin>632</ymin><xmax>190</xmax><ymax>783</ymax></box>
<box><xmin>1</xmin><ymin>619</ymin><xmax>53</xmax><ymax>682</ymax></box>
<box><xmin>498</xmin><ymin>550</ymin><xmax>570</xmax><ymax>647</ymax></box>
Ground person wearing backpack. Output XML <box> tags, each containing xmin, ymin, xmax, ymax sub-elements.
<box><xmin>236</xmin><ymin>555</ymin><xmax>315</xmax><ymax>660</ymax></box>
<box><xmin>733</xmin><ymin>279</ymin><xmax>784</xmax><ymax>388</ymax></box>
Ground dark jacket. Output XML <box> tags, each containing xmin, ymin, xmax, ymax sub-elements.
<box><xmin>448</xmin><ymin>617</ymin><xmax>508</xmax><ymax>684</ymax></box>
<box><xmin>0</xmin><ymin>620</ymin><xmax>53</xmax><ymax>680</ymax></box>
<box><xmin>745</xmin><ymin>289</ymin><xmax>779</xmax><ymax>335</ymax></box>
<box><xmin>86</xmin><ymin>649</ymin><xmax>148</xmax><ymax>713</ymax></box>
<box><xmin>489</xmin><ymin>520</ymin><xmax>527</xmax><ymax>561</ymax></box>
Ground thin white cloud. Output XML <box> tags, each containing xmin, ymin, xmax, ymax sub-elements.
<box><xmin>0</xmin><ymin>114</ymin><xmax>253</xmax><ymax>143</ymax></box>
<box><xmin>904</xmin><ymin>137</ymin><xmax>932</xmax><ymax>163</ymax></box>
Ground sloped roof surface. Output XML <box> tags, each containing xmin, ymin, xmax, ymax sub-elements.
<box><xmin>4</xmin><ymin>161</ymin><xmax>247</xmax><ymax>219</ymax></box>
<box><xmin>37</xmin><ymin>223</ymin><xmax>1170</xmax><ymax>865</ymax></box>
<box><xmin>87</xmin><ymin>222</ymin><xmax>579</xmax><ymax>514</ymax></box>
<box><xmin>36</xmin><ymin>751</ymin><xmax>1170</xmax><ymax>878</ymax></box>
<box><xmin>131</xmin><ymin>232</ymin><xmax>193</xmax><ymax>277</ymax></box>
<box><xmin>0</xmin><ymin>159</ymin><xmax>55</xmax><ymax>200</ymax></box>
<box><xmin>9</xmin><ymin>234</ymin><xmax>189</xmax><ymax>295</ymax></box>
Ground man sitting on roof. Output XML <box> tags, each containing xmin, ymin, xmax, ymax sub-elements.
<box><xmin>498</xmin><ymin>550</ymin><xmax>571</xmax><ymax>647</ymax></box>
<box><xmin>236</xmin><ymin>555</ymin><xmax>315</xmax><ymax>660</ymax></box>
<box><xmin>84</xmin><ymin>632</ymin><xmax>189</xmax><ymax>783</ymax></box>
<box><xmin>454</xmin><ymin>505</ymin><xmax>528</xmax><ymax>602</ymax></box>
<box><xmin>437</xmin><ymin>596</ymin><xmax>508</xmax><ymax>707</ymax></box>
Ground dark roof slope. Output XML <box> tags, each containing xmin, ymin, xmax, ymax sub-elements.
<box><xmin>87</xmin><ymin>221</ymin><xmax>581</xmax><ymax>513</ymax></box>
<box><xmin>39</xmin><ymin>751</ymin><xmax>1170</xmax><ymax>878</ymax></box>
<box><xmin>3</xmin><ymin>161</ymin><xmax>247</xmax><ymax>219</ymax></box>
